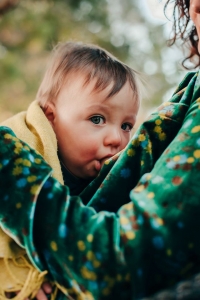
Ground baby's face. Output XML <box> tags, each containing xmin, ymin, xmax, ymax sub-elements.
<box><xmin>50</xmin><ymin>73</ymin><xmax>139</xmax><ymax>179</ymax></box>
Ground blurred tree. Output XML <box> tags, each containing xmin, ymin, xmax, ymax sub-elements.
<box><xmin>0</xmin><ymin>0</ymin><xmax>186</xmax><ymax>124</ymax></box>
<box><xmin>0</xmin><ymin>0</ymin><xmax>19</xmax><ymax>15</ymax></box>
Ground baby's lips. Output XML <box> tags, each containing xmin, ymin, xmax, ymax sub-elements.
<box><xmin>94</xmin><ymin>160</ymin><xmax>101</xmax><ymax>172</ymax></box>
<box><xmin>94</xmin><ymin>155</ymin><xmax>114</xmax><ymax>172</ymax></box>
<box><xmin>100</xmin><ymin>155</ymin><xmax>113</xmax><ymax>167</ymax></box>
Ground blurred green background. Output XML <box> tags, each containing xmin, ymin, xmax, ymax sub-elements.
<box><xmin>0</xmin><ymin>0</ymin><xmax>187</xmax><ymax>126</ymax></box>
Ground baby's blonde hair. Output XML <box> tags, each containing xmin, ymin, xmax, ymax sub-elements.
<box><xmin>36</xmin><ymin>41</ymin><xmax>141</xmax><ymax>109</ymax></box>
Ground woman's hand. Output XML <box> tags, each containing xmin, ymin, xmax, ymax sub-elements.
<box><xmin>33</xmin><ymin>282</ymin><xmax>52</xmax><ymax>300</ymax></box>
<box><xmin>5</xmin><ymin>282</ymin><xmax>53</xmax><ymax>300</ymax></box>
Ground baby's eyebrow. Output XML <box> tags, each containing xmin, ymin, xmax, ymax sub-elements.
<box><xmin>86</xmin><ymin>104</ymin><xmax>109</xmax><ymax>113</ymax></box>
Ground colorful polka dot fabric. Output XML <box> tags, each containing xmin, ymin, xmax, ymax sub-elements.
<box><xmin>0</xmin><ymin>71</ymin><xmax>200</xmax><ymax>299</ymax></box>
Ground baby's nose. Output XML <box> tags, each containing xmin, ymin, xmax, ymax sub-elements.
<box><xmin>104</xmin><ymin>128</ymin><xmax>122</xmax><ymax>148</ymax></box>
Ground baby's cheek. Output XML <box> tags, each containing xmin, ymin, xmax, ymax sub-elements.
<box><xmin>83</xmin><ymin>143</ymin><xmax>100</xmax><ymax>159</ymax></box>
<box><xmin>122</xmin><ymin>135</ymin><xmax>131</xmax><ymax>148</ymax></box>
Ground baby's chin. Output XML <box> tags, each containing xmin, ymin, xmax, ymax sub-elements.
<box><xmin>81</xmin><ymin>161</ymin><xmax>101</xmax><ymax>180</ymax></box>
<box><xmin>79</xmin><ymin>159</ymin><xmax>110</xmax><ymax>180</ymax></box>
<box><xmin>77</xmin><ymin>161</ymin><xmax>101</xmax><ymax>180</ymax></box>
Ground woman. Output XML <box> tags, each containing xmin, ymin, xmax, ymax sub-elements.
<box><xmin>1</xmin><ymin>0</ymin><xmax>200</xmax><ymax>299</ymax></box>
<box><xmin>165</xmin><ymin>0</ymin><xmax>199</xmax><ymax>69</ymax></box>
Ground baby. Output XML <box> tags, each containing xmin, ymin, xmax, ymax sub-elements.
<box><xmin>2</xmin><ymin>41</ymin><xmax>140</xmax><ymax>194</ymax></box>
<box><xmin>1</xmin><ymin>41</ymin><xmax>141</xmax><ymax>298</ymax></box>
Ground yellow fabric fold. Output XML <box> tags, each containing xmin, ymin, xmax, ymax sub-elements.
<box><xmin>1</xmin><ymin>100</ymin><xmax>64</xmax><ymax>184</ymax></box>
<box><xmin>0</xmin><ymin>101</ymin><xmax>62</xmax><ymax>299</ymax></box>
<box><xmin>0</xmin><ymin>229</ymin><xmax>51</xmax><ymax>300</ymax></box>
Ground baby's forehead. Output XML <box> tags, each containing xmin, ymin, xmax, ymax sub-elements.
<box><xmin>57</xmin><ymin>70</ymin><xmax>139</xmax><ymax>116</ymax></box>
<box><xmin>82</xmin><ymin>81</ymin><xmax>138</xmax><ymax>111</ymax></box>
<box><xmin>66</xmin><ymin>66</ymin><xmax>137</xmax><ymax>101</ymax></box>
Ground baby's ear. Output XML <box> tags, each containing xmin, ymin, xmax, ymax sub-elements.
<box><xmin>44</xmin><ymin>102</ymin><xmax>56</xmax><ymax>127</ymax></box>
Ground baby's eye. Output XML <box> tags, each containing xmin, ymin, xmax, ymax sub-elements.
<box><xmin>121</xmin><ymin>123</ymin><xmax>133</xmax><ymax>132</ymax></box>
<box><xmin>90</xmin><ymin>116</ymin><xmax>105</xmax><ymax>125</ymax></box>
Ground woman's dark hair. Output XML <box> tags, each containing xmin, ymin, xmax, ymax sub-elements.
<box><xmin>164</xmin><ymin>0</ymin><xmax>200</xmax><ymax>68</ymax></box>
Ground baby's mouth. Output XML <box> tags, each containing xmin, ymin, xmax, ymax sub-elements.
<box><xmin>100</xmin><ymin>157</ymin><xmax>111</xmax><ymax>167</ymax></box>
<box><xmin>94</xmin><ymin>160</ymin><xmax>101</xmax><ymax>172</ymax></box>
<box><xmin>94</xmin><ymin>156</ymin><xmax>113</xmax><ymax>171</ymax></box>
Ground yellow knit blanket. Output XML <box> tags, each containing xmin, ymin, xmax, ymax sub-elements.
<box><xmin>1</xmin><ymin>100</ymin><xmax>64</xmax><ymax>185</ymax></box>
<box><xmin>0</xmin><ymin>229</ymin><xmax>49</xmax><ymax>299</ymax></box>
<box><xmin>0</xmin><ymin>101</ymin><xmax>64</xmax><ymax>299</ymax></box>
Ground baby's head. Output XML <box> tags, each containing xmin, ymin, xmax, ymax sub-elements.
<box><xmin>36</xmin><ymin>41</ymin><xmax>141</xmax><ymax>179</ymax></box>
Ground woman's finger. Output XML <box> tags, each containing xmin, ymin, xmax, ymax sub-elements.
<box><xmin>35</xmin><ymin>288</ymin><xmax>48</xmax><ymax>300</ymax></box>
<box><xmin>41</xmin><ymin>282</ymin><xmax>52</xmax><ymax>294</ymax></box>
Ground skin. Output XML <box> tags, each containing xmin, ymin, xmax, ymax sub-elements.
<box><xmin>45</xmin><ymin>72</ymin><xmax>139</xmax><ymax>179</ymax></box>
<box><xmin>34</xmin><ymin>283</ymin><xmax>52</xmax><ymax>300</ymax></box>
<box><xmin>190</xmin><ymin>0</ymin><xmax>200</xmax><ymax>53</ymax></box>
<box><xmin>6</xmin><ymin>282</ymin><xmax>52</xmax><ymax>300</ymax></box>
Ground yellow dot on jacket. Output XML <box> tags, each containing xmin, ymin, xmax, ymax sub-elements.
<box><xmin>93</xmin><ymin>260</ymin><xmax>101</xmax><ymax>268</ymax></box>
<box><xmin>50</xmin><ymin>241</ymin><xmax>58</xmax><ymax>251</ymax></box>
<box><xmin>173</xmin><ymin>155</ymin><xmax>180</xmax><ymax>162</ymax></box>
<box><xmin>77</xmin><ymin>241</ymin><xmax>86</xmax><ymax>251</ymax></box>
<box><xmin>117</xmin><ymin>274</ymin><xmax>122</xmax><ymax>281</ymax></box>
<box><xmin>167</xmin><ymin>249</ymin><xmax>172</xmax><ymax>256</ymax></box>
<box><xmin>23</xmin><ymin>159</ymin><xmax>31</xmax><ymax>167</ymax></box>
<box><xmin>35</xmin><ymin>158</ymin><xmax>42</xmax><ymax>164</ymax></box>
<box><xmin>159</xmin><ymin>132</ymin><xmax>166</xmax><ymax>141</ymax></box>
<box><xmin>147</xmin><ymin>192</ymin><xmax>155</xmax><ymax>199</ymax></box>
<box><xmin>120</xmin><ymin>217</ymin><xmax>129</xmax><ymax>225</ymax></box>
<box><xmin>4</xmin><ymin>133</ymin><xmax>14</xmax><ymax>140</ymax></box>
<box><xmin>156</xmin><ymin>218</ymin><xmax>164</xmax><ymax>226</ymax></box>
<box><xmin>104</xmin><ymin>159</ymin><xmax>110</xmax><ymax>165</ymax></box>
<box><xmin>14</xmin><ymin>147</ymin><xmax>22</xmax><ymax>155</ymax></box>
<box><xmin>30</xmin><ymin>185</ymin><xmax>40</xmax><ymax>195</ymax></box>
<box><xmin>87</xmin><ymin>234</ymin><xmax>93</xmax><ymax>242</ymax></box>
<box><xmin>138</xmin><ymin>134</ymin><xmax>146</xmax><ymax>141</ymax></box>
<box><xmin>102</xmin><ymin>288</ymin><xmax>111</xmax><ymax>296</ymax></box>
<box><xmin>87</xmin><ymin>251</ymin><xmax>95</xmax><ymax>260</ymax></box>
<box><xmin>187</xmin><ymin>157</ymin><xmax>195</xmax><ymax>163</ymax></box>
<box><xmin>27</xmin><ymin>176</ymin><xmax>37</xmax><ymax>182</ymax></box>
<box><xmin>126</xmin><ymin>231</ymin><xmax>136</xmax><ymax>240</ymax></box>
<box><xmin>155</xmin><ymin>119</ymin><xmax>162</xmax><ymax>125</ymax></box>
<box><xmin>132</xmin><ymin>139</ymin><xmax>140</xmax><ymax>146</ymax></box>
<box><xmin>16</xmin><ymin>202</ymin><xmax>22</xmax><ymax>209</ymax></box>
<box><xmin>162</xmin><ymin>102</ymin><xmax>170</xmax><ymax>106</ymax></box>
<box><xmin>194</xmin><ymin>150</ymin><xmax>200</xmax><ymax>158</ymax></box>
<box><xmin>127</xmin><ymin>149</ymin><xmax>135</xmax><ymax>157</ymax></box>
<box><xmin>123</xmin><ymin>202</ymin><xmax>133</xmax><ymax>211</ymax></box>
<box><xmin>146</xmin><ymin>174</ymin><xmax>152</xmax><ymax>180</ymax></box>
<box><xmin>15</xmin><ymin>142</ymin><xmax>23</xmax><ymax>149</ymax></box>
<box><xmin>154</xmin><ymin>126</ymin><xmax>162</xmax><ymax>133</ymax></box>
<box><xmin>134</xmin><ymin>185</ymin><xmax>145</xmax><ymax>193</ymax></box>
<box><xmin>12</xmin><ymin>166</ymin><xmax>23</xmax><ymax>176</ymax></box>
<box><xmin>147</xmin><ymin>141</ymin><xmax>152</xmax><ymax>154</ymax></box>
<box><xmin>81</xmin><ymin>266</ymin><xmax>97</xmax><ymax>280</ymax></box>
<box><xmin>191</xmin><ymin>125</ymin><xmax>200</xmax><ymax>133</ymax></box>
<box><xmin>15</xmin><ymin>158</ymin><xmax>23</xmax><ymax>164</ymax></box>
